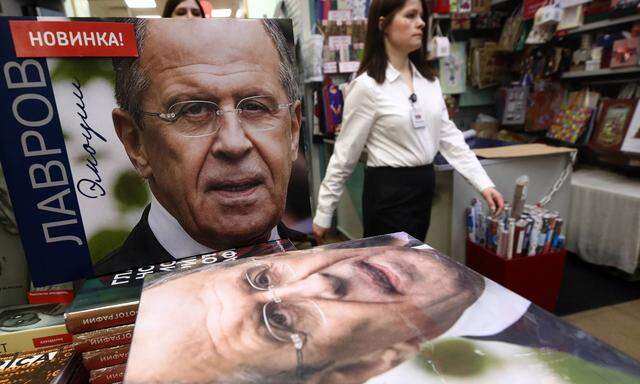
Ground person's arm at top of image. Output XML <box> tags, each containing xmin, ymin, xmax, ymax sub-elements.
<box><xmin>313</xmin><ymin>79</ymin><xmax>377</xmax><ymax>242</ymax></box>
<box><xmin>434</xmin><ymin>79</ymin><xmax>504</xmax><ymax>216</ymax></box>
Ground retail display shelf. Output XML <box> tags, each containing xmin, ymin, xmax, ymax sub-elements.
<box><xmin>432</xmin><ymin>13</ymin><xmax>478</xmax><ymax>19</ymax></box>
<box><xmin>561</xmin><ymin>66</ymin><xmax>640</xmax><ymax>79</ymax></box>
<box><xmin>557</xmin><ymin>14</ymin><xmax>640</xmax><ymax>37</ymax></box>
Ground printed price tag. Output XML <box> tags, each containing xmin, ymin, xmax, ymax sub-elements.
<box><xmin>328</xmin><ymin>35</ymin><xmax>352</xmax><ymax>50</ymax></box>
<box><xmin>338</xmin><ymin>61</ymin><xmax>360</xmax><ymax>73</ymax></box>
<box><xmin>328</xmin><ymin>10</ymin><xmax>352</xmax><ymax>22</ymax></box>
<box><xmin>323</xmin><ymin>62</ymin><xmax>338</xmax><ymax>73</ymax></box>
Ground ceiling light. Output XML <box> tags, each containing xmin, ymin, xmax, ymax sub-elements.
<box><xmin>212</xmin><ymin>8</ymin><xmax>232</xmax><ymax>17</ymax></box>
<box><xmin>125</xmin><ymin>0</ymin><xmax>157</xmax><ymax>8</ymax></box>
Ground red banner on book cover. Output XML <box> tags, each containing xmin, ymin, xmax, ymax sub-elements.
<box><xmin>33</xmin><ymin>333</ymin><xmax>73</xmax><ymax>348</ymax></box>
<box><xmin>8</xmin><ymin>20</ymin><xmax>138</xmax><ymax>57</ymax></box>
<box><xmin>27</xmin><ymin>290</ymin><xmax>75</xmax><ymax>305</ymax></box>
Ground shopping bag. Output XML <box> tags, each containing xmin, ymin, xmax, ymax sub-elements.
<box><xmin>439</xmin><ymin>42</ymin><xmax>467</xmax><ymax>94</ymax></box>
<box><xmin>498</xmin><ymin>6</ymin><xmax>524</xmax><ymax>52</ymax></box>
<box><xmin>547</xmin><ymin>90</ymin><xmax>594</xmax><ymax>143</ymax></box>
<box><xmin>525</xmin><ymin>82</ymin><xmax>564</xmax><ymax>132</ymax></box>
<box><xmin>428</xmin><ymin>21</ymin><xmax>450</xmax><ymax>60</ymax></box>
<box><xmin>526</xmin><ymin>2</ymin><xmax>561</xmax><ymax>45</ymax></box>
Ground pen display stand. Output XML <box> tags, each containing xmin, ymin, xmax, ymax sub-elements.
<box><xmin>465</xmin><ymin>239</ymin><xmax>567</xmax><ymax>312</ymax></box>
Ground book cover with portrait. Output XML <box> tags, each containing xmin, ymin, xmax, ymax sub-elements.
<box><xmin>0</xmin><ymin>16</ymin><xmax>312</xmax><ymax>286</ymax></box>
<box><xmin>124</xmin><ymin>234</ymin><xmax>640</xmax><ymax>384</ymax></box>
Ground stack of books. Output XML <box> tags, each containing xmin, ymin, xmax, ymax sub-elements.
<box><xmin>467</xmin><ymin>199</ymin><xmax>565</xmax><ymax>259</ymax></box>
<box><xmin>64</xmin><ymin>239</ymin><xmax>295</xmax><ymax>384</ymax></box>
<box><xmin>0</xmin><ymin>303</ymin><xmax>72</xmax><ymax>354</ymax></box>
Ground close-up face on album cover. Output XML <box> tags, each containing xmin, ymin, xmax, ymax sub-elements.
<box><xmin>0</xmin><ymin>17</ymin><xmax>311</xmax><ymax>286</ymax></box>
<box><xmin>123</xmin><ymin>234</ymin><xmax>640</xmax><ymax>384</ymax></box>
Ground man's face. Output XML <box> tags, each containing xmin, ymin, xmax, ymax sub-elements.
<box><xmin>126</xmin><ymin>247</ymin><xmax>481</xmax><ymax>382</ymax></box>
<box><xmin>116</xmin><ymin>20</ymin><xmax>300</xmax><ymax>249</ymax></box>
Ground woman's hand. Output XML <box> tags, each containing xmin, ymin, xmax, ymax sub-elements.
<box><xmin>313</xmin><ymin>223</ymin><xmax>330</xmax><ymax>244</ymax></box>
<box><xmin>481</xmin><ymin>187</ymin><xmax>504</xmax><ymax>216</ymax></box>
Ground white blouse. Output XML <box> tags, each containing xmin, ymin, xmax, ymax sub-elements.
<box><xmin>314</xmin><ymin>63</ymin><xmax>495</xmax><ymax>228</ymax></box>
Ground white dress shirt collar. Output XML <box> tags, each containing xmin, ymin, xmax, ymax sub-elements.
<box><xmin>147</xmin><ymin>196</ymin><xmax>279</xmax><ymax>259</ymax></box>
<box><xmin>385</xmin><ymin>61</ymin><xmax>424</xmax><ymax>83</ymax></box>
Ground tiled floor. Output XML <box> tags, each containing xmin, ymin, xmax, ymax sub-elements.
<box><xmin>563</xmin><ymin>299</ymin><xmax>640</xmax><ymax>361</ymax></box>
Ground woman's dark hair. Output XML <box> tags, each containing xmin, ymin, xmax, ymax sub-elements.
<box><xmin>162</xmin><ymin>0</ymin><xmax>205</xmax><ymax>18</ymax></box>
<box><xmin>357</xmin><ymin>0</ymin><xmax>435</xmax><ymax>83</ymax></box>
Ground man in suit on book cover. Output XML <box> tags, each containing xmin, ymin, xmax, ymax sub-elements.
<box><xmin>125</xmin><ymin>245</ymin><xmax>640</xmax><ymax>384</ymax></box>
<box><xmin>125</xmin><ymin>246</ymin><xmax>488</xmax><ymax>383</ymax></box>
<box><xmin>94</xmin><ymin>18</ymin><xmax>304</xmax><ymax>275</ymax></box>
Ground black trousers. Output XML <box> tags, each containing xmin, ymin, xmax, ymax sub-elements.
<box><xmin>362</xmin><ymin>164</ymin><xmax>435</xmax><ymax>241</ymax></box>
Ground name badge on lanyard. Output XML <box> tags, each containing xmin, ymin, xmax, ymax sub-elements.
<box><xmin>411</xmin><ymin>105</ymin><xmax>426</xmax><ymax>129</ymax></box>
<box><xmin>409</xmin><ymin>92</ymin><xmax>426</xmax><ymax>129</ymax></box>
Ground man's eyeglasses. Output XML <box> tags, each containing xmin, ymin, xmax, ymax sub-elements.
<box><xmin>245</xmin><ymin>263</ymin><xmax>311</xmax><ymax>380</ymax></box>
<box><xmin>143</xmin><ymin>95</ymin><xmax>293</xmax><ymax>138</ymax></box>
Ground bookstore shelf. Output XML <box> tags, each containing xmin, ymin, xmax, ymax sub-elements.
<box><xmin>561</xmin><ymin>66</ymin><xmax>640</xmax><ymax>79</ymax></box>
<box><xmin>432</xmin><ymin>13</ymin><xmax>479</xmax><ymax>19</ymax></box>
<box><xmin>558</xmin><ymin>14</ymin><xmax>640</xmax><ymax>36</ymax></box>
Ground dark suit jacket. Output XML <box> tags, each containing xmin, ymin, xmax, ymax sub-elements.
<box><xmin>92</xmin><ymin>205</ymin><xmax>307</xmax><ymax>276</ymax></box>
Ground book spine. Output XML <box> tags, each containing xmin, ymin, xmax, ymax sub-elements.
<box><xmin>0</xmin><ymin>325</ymin><xmax>71</xmax><ymax>354</ymax></box>
<box><xmin>65</xmin><ymin>302</ymin><xmax>138</xmax><ymax>334</ymax></box>
<box><xmin>72</xmin><ymin>324</ymin><xmax>135</xmax><ymax>353</ymax></box>
<box><xmin>506</xmin><ymin>218</ymin><xmax>516</xmax><ymax>260</ymax></box>
<box><xmin>89</xmin><ymin>363</ymin><xmax>126</xmax><ymax>384</ymax></box>
<box><xmin>82</xmin><ymin>345</ymin><xmax>130</xmax><ymax>370</ymax></box>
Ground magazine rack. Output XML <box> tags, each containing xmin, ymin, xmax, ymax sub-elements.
<box><xmin>466</xmin><ymin>239</ymin><xmax>567</xmax><ymax>311</ymax></box>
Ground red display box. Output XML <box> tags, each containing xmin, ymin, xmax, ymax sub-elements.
<box><xmin>465</xmin><ymin>239</ymin><xmax>567</xmax><ymax>312</ymax></box>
